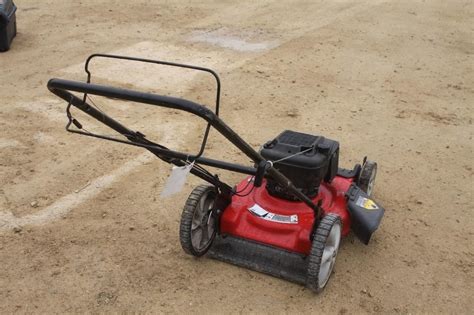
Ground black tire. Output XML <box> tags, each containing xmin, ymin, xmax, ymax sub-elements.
<box><xmin>179</xmin><ymin>185</ymin><xmax>217</xmax><ymax>257</ymax></box>
<box><xmin>358</xmin><ymin>160</ymin><xmax>377</xmax><ymax>197</ymax></box>
<box><xmin>307</xmin><ymin>213</ymin><xmax>342</xmax><ymax>293</ymax></box>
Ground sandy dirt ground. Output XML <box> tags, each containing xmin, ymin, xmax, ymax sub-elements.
<box><xmin>1</xmin><ymin>0</ymin><xmax>473</xmax><ymax>313</ymax></box>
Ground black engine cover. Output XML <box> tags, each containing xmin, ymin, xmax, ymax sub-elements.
<box><xmin>260</xmin><ymin>130</ymin><xmax>339</xmax><ymax>200</ymax></box>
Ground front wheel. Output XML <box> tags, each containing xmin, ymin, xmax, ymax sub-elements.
<box><xmin>179</xmin><ymin>185</ymin><xmax>217</xmax><ymax>257</ymax></box>
<box><xmin>358</xmin><ymin>160</ymin><xmax>377</xmax><ymax>197</ymax></box>
<box><xmin>306</xmin><ymin>213</ymin><xmax>342</xmax><ymax>293</ymax></box>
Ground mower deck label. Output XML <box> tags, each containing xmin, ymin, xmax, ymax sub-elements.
<box><xmin>356</xmin><ymin>196</ymin><xmax>379</xmax><ymax>210</ymax></box>
<box><xmin>248</xmin><ymin>204</ymin><xmax>298</xmax><ymax>224</ymax></box>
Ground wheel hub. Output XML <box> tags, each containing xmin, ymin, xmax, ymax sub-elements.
<box><xmin>190</xmin><ymin>194</ymin><xmax>215</xmax><ymax>251</ymax></box>
<box><xmin>318</xmin><ymin>222</ymin><xmax>341</xmax><ymax>288</ymax></box>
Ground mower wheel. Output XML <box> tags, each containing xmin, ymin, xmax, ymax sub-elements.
<box><xmin>358</xmin><ymin>160</ymin><xmax>377</xmax><ymax>197</ymax></box>
<box><xmin>179</xmin><ymin>185</ymin><xmax>217</xmax><ymax>257</ymax></box>
<box><xmin>306</xmin><ymin>213</ymin><xmax>342</xmax><ymax>293</ymax></box>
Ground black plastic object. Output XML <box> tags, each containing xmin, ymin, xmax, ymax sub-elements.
<box><xmin>337</xmin><ymin>165</ymin><xmax>361</xmax><ymax>179</ymax></box>
<box><xmin>208</xmin><ymin>235</ymin><xmax>309</xmax><ymax>285</ymax></box>
<box><xmin>346</xmin><ymin>184</ymin><xmax>384</xmax><ymax>244</ymax></box>
<box><xmin>0</xmin><ymin>0</ymin><xmax>17</xmax><ymax>52</ymax></box>
<box><xmin>253</xmin><ymin>160</ymin><xmax>269</xmax><ymax>187</ymax></box>
<box><xmin>260</xmin><ymin>130</ymin><xmax>339</xmax><ymax>200</ymax></box>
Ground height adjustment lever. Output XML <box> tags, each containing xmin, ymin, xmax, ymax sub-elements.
<box><xmin>254</xmin><ymin>160</ymin><xmax>272</xmax><ymax>187</ymax></box>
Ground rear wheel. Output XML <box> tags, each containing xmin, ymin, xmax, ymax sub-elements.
<box><xmin>358</xmin><ymin>160</ymin><xmax>377</xmax><ymax>197</ymax></box>
<box><xmin>306</xmin><ymin>213</ymin><xmax>342</xmax><ymax>293</ymax></box>
<box><xmin>179</xmin><ymin>185</ymin><xmax>217</xmax><ymax>257</ymax></box>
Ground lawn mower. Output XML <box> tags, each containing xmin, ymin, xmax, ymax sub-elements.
<box><xmin>47</xmin><ymin>54</ymin><xmax>385</xmax><ymax>293</ymax></box>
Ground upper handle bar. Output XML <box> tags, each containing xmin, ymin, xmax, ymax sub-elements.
<box><xmin>83</xmin><ymin>54</ymin><xmax>222</xmax><ymax>159</ymax></box>
<box><xmin>84</xmin><ymin>53</ymin><xmax>222</xmax><ymax>115</ymax></box>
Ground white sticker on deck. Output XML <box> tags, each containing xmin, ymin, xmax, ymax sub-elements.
<box><xmin>248</xmin><ymin>204</ymin><xmax>298</xmax><ymax>224</ymax></box>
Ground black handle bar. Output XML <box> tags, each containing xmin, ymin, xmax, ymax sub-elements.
<box><xmin>47</xmin><ymin>78</ymin><xmax>320</xmax><ymax>217</ymax></box>
<box><xmin>83</xmin><ymin>53</ymin><xmax>222</xmax><ymax>160</ymax></box>
<box><xmin>83</xmin><ymin>53</ymin><xmax>222</xmax><ymax>114</ymax></box>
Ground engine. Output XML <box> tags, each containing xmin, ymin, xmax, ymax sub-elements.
<box><xmin>260</xmin><ymin>130</ymin><xmax>339</xmax><ymax>200</ymax></box>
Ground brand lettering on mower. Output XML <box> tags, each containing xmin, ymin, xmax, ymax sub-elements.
<box><xmin>248</xmin><ymin>204</ymin><xmax>298</xmax><ymax>224</ymax></box>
